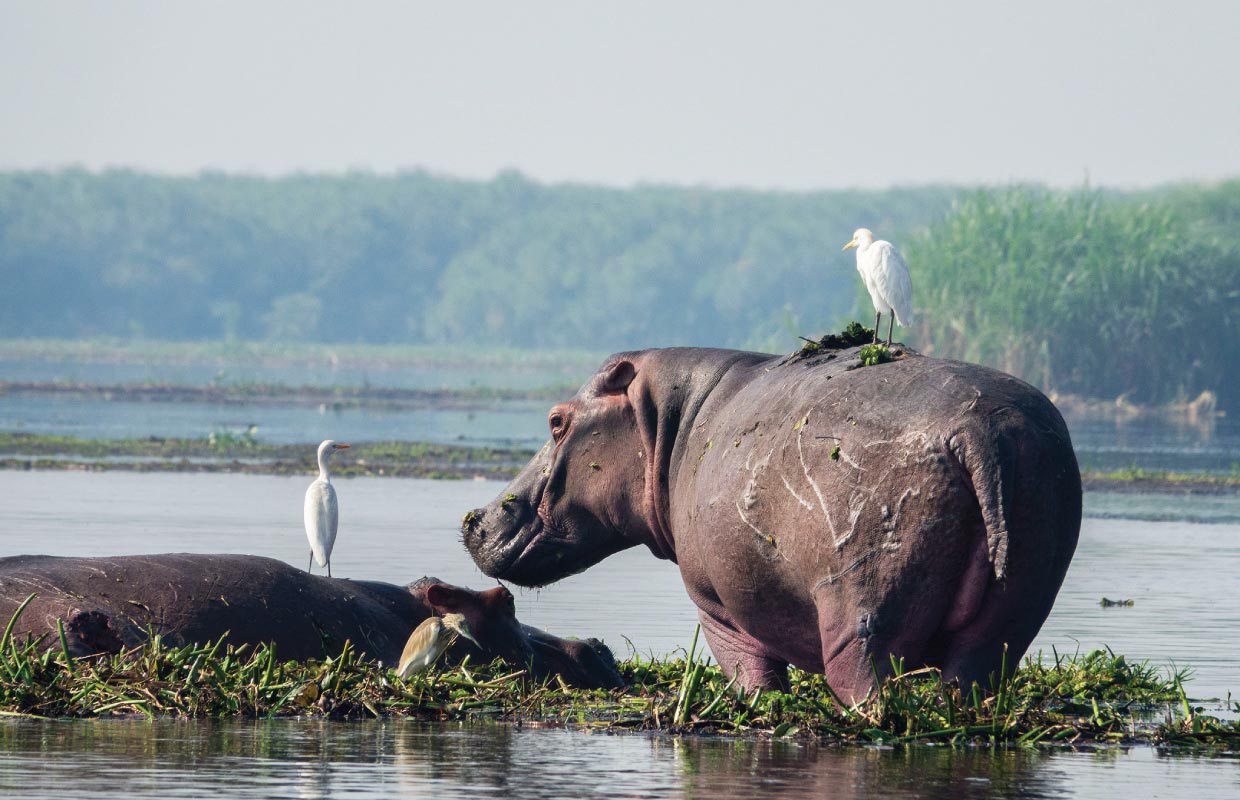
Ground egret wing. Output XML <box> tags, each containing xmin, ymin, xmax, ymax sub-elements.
<box><xmin>303</xmin><ymin>480</ymin><xmax>338</xmax><ymax>568</ymax></box>
<box><xmin>873</xmin><ymin>241</ymin><xmax>915</xmax><ymax>327</ymax></box>
<box><xmin>397</xmin><ymin>617</ymin><xmax>445</xmax><ymax>678</ymax></box>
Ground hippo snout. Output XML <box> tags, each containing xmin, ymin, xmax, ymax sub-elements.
<box><xmin>461</xmin><ymin>496</ymin><xmax>541</xmax><ymax>580</ymax></box>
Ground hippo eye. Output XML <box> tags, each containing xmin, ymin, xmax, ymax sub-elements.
<box><xmin>549</xmin><ymin>412</ymin><xmax>568</xmax><ymax>443</ymax></box>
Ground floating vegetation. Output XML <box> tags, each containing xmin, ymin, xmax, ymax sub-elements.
<box><xmin>0</xmin><ymin>433</ymin><xmax>535</xmax><ymax>481</ymax></box>
<box><xmin>0</xmin><ymin>608</ymin><xmax>1235</xmax><ymax>748</ymax></box>
<box><xmin>858</xmin><ymin>344</ymin><xmax>894</xmax><ymax>367</ymax></box>
<box><xmin>1099</xmin><ymin>598</ymin><xmax>1135</xmax><ymax>608</ymax></box>
<box><xmin>207</xmin><ymin>426</ymin><xmax>259</xmax><ymax>453</ymax></box>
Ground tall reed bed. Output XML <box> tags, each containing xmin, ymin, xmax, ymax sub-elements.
<box><xmin>905</xmin><ymin>187</ymin><xmax>1240</xmax><ymax>408</ymax></box>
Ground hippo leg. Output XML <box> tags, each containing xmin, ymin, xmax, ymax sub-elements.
<box><xmin>698</xmin><ymin>611</ymin><xmax>789</xmax><ymax>691</ymax></box>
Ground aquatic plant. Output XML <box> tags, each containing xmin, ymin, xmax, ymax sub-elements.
<box><xmin>0</xmin><ymin>606</ymin><xmax>1234</xmax><ymax>748</ymax></box>
<box><xmin>858</xmin><ymin>344</ymin><xmax>893</xmax><ymax>367</ymax></box>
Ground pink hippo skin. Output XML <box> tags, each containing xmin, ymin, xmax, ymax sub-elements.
<box><xmin>464</xmin><ymin>343</ymin><xmax>1081</xmax><ymax>701</ymax></box>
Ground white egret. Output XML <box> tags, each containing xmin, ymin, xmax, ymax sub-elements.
<box><xmin>396</xmin><ymin>613</ymin><xmax>481</xmax><ymax>678</ymax></box>
<box><xmin>304</xmin><ymin>439</ymin><xmax>350</xmax><ymax>577</ymax></box>
<box><xmin>842</xmin><ymin>228</ymin><xmax>914</xmax><ymax>347</ymax></box>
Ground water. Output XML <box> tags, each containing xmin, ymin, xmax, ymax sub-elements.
<box><xmin>5</xmin><ymin>355</ymin><xmax>1240</xmax><ymax>470</ymax></box>
<box><xmin>0</xmin><ymin>719</ymin><xmax>1237</xmax><ymax>800</ymax></box>
<box><xmin>0</xmin><ymin>393</ymin><xmax>549</xmax><ymax>448</ymax></box>
<box><xmin>2</xmin><ymin>472</ymin><xmax>1238</xmax><ymax>702</ymax></box>
<box><xmin>0</xmin><ymin>355</ymin><xmax>595</xmax><ymax>391</ymax></box>
<box><xmin>1</xmin><ymin>478</ymin><xmax>1238</xmax><ymax>799</ymax></box>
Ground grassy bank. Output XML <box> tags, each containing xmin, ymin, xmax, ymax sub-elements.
<box><xmin>3</xmin><ymin>433</ymin><xmax>1239</xmax><ymax>493</ymax></box>
<box><xmin>0</xmin><ymin>613</ymin><xmax>1235</xmax><ymax>748</ymax></box>
<box><xmin>0</xmin><ymin>379</ymin><xmax>571</xmax><ymax>410</ymax></box>
<box><xmin>0</xmin><ymin>432</ymin><xmax>536</xmax><ymax>480</ymax></box>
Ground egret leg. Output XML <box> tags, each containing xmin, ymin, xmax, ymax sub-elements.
<box><xmin>887</xmin><ymin>315</ymin><xmax>895</xmax><ymax>347</ymax></box>
<box><xmin>873</xmin><ymin>311</ymin><xmax>881</xmax><ymax>344</ymax></box>
<box><xmin>327</xmin><ymin>559</ymin><xmax>332</xmax><ymax>579</ymax></box>
<box><xmin>308</xmin><ymin>551</ymin><xmax>313</xmax><ymax>573</ymax></box>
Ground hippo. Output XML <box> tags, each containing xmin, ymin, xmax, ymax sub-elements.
<box><xmin>463</xmin><ymin>342</ymin><xmax>1081</xmax><ymax>700</ymax></box>
<box><xmin>0</xmin><ymin>553</ymin><xmax>623</xmax><ymax>689</ymax></box>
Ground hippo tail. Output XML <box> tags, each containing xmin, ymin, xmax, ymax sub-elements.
<box><xmin>949</xmin><ymin>400</ymin><xmax>1082</xmax><ymax>585</ymax></box>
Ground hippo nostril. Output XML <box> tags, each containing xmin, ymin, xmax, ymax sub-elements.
<box><xmin>462</xmin><ymin>509</ymin><xmax>484</xmax><ymax>533</ymax></box>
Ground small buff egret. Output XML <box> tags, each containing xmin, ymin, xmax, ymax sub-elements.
<box><xmin>842</xmin><ymin>228</ymin><xmax>914</xmax><ymax>347</ymax></box>
<box><xmin>304</xmin><ymin>439</ymin><xmax>349</xmax><ymax>577</ymax></box>
<box><xmin>396</xmin><ymin>613</ymin><xmax>481</xmax><ymax>678</ymax></box>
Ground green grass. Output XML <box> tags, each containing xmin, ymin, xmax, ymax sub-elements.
<box><xmin>1081</xmin><ymin>466</ymin><xmax>1240</xmax><ymax>491</ymax></box>
<box><xmin>0</xmin><ymin>606</ymin><xmax>1235</xmax><ymax>747</ymax></box>
<box><xmin>0</xmin><ymin>432</ymin><xmax>535</xmax><ymax>480</ymax></box>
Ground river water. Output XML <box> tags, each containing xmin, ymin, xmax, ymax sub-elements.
<box><xmin>4</xmin><ymin>354</ymin><xmax>1239</xmax><ymax>466</ymax></box>
<box><xmin>1</xmin><ymin>472</ymin><xmax>1238</xmax><ymax>798</ymax></box>
<box><xmin>2</xmin><ymin>350</ymin><xmax>1239</xmax><ymax>797</ymax></box>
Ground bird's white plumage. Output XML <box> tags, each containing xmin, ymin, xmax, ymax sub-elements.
<box><xmin>847</xmin><ymin>228</ymin><xmax>914</xmax><ymax>327</ymax></box>
<box><xmin>304</xmin><ymin>439</ymin><xmax>348</xmax><ymax>576</ymax></box>
<box><xmin>304</xmin><ymin>478</ymin><xmax>338</xmax><ymax>568</ymax></box>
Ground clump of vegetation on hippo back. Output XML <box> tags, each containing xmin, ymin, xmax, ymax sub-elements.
<box><xmin>797</xmin><ymin>321</ymin><xmax>875</xmax><ymax>357</ymax></box>
<box><xmin>858</xmin><ymin>343</ymin><xmax>894</xmax><ymax>367</ymax></box>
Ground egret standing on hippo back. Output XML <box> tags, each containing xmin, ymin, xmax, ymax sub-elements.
<box><xmin>843</xmin><ymin>227</ymin><xmax>913</xmax><ymax>347</ymax></box>
<box><xmin>462</xmin><ymin>341</ymin><xmax>1081</xmax><ymax>701</ymax></box>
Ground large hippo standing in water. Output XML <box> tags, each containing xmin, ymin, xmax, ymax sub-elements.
<box><xmin>0</xmin><ymin>554</ymin><xmax>623</xmax><ymax>689</ymax></box>
<box><xmin>464</xmin><ymin>342</ymin><xmax>1081</xmax><ymax>700</ymax></box>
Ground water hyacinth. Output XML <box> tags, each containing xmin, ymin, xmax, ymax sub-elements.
<box><xmin>1</xmin><ymin>605</ymin><xmax>1236</xmax><ymax>748</ymax></box>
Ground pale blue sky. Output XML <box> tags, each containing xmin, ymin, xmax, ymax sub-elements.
<box><xmin>1</xmin><ymin>0</ymin><xmax>1237</xmax><ymax>189</ymax></box>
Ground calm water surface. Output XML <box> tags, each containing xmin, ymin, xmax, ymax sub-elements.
<box><xmin>0</xmin><ymin>719</ymin><xmax>1237</xmax><ymax>800</ymax></box>
<box><xmin>4</xmin><ymin>356</ymin><xmax>1239</xmax><ymax>468</ymax></box>
<box><xmin>2</xmin><ymin>472</ymin><xmax>1239</xmax><ymax>797</ymax></box>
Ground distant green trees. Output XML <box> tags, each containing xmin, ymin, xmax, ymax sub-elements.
<box><xmin>0</xmin><ymin>169</ymin><xmax>951</xmax><ymax>350</ymax></box>
<box><xmin>906</xmin><ymin>185</ymin><xmax>1240</xmax><ymax>408</ymax></box>
<box><xmin>2</xmin><ymin>169</ymin><xmax>1238</xmax><ymax>408</ymax></box>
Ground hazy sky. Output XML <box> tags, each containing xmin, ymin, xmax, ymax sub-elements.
<box><xmin>1</xmin><ymin>1</ymin><xmax>1237</xmax><ymax>189</ymax></box>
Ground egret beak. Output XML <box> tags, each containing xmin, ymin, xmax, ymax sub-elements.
<box><xmin>456</xmin><ymin>622</ymin><xmax>481</xmax><ymax>649</ymax></box>
<box><xmin>842</xmin><ymin>238</ymin><xmax>858</xmax><ymax>251</ymax></box>
<box><xmin>335</xmin><ymin>443</ymin><xmax>351</xmax><ymax>449</ymax></box>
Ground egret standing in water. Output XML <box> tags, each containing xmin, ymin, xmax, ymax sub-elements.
<box><xmin>396</xmin><ymin>613</ymin><xmax>481</xmax><ymax>678</ymax></box>
<box><xmin>842</xmin><ymin>228</ymin><xmax>914</xmax><ymax>347</ymax></box>
<box><xmin>304</xmin><ymin>439</ymin><xmax>349</xmax><ymax>577</ymax></box>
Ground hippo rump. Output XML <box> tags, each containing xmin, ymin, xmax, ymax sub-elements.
<box><xmin>0</xmin><ymin>553</ymin><xmax>622</xmax><ymax>689</ymax></box>
<box><xmin>464</xmin><ymin>342</ymin><xmax>1081</xmax><ymax>700</ymax></box>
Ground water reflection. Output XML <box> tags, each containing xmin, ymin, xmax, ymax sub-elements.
<box><xmin>1</xmin><ymin>720</ymin><xmax>1236</xmax><ymax>800</ymax></box>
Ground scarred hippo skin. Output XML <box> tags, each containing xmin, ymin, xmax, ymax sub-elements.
<box><xmin>0</xmin><ymin>554</ymin><xmax>623</xmax><ymax>689</ymax></box>
<box><xmin>464</xmin><ymin>343</ymin><xmax>1082</xmax><ymax>701</ymax></box>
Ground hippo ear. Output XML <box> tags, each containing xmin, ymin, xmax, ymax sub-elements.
<box><xmin>597</xmin><ymin>360</ymin><xmax>636</xmax><ymax>395</ymax></box>
<box><xmin>425</xmin><ymin>584</ymin><xmax>474</xmax><ymax>614</ymax></box>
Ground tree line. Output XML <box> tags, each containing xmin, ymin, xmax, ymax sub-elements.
<box><xmin>1</xmin><ymin>169</ymin><xmax>1237</xmax><ymax>407</ymax></box>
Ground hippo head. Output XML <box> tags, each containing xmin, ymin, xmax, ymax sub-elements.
<box><xmin>462</xmin><ymin>357</ymin><xmax>649</xmax><ymax>586</ymax></box>
<box><xmin>412</xmin><ymin>578</ymin><xmax>533</xmax><ymax>664</ymax></box>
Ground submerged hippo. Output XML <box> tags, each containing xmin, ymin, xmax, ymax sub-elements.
<box><xmin>464</xmin><ymin>343</ymin><xmax>1081</xmax><ymax>700</ymax></box>
<box><xmin>0</xmin><ymin>554</ymin><xmax>622</xmax><ymax>689</ymax></box>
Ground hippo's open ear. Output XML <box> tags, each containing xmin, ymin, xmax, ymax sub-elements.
<box><xmin>596</xmin><ymin>360</ymin><xmax>636</xmax><ymax>395</ymax></box>
<box><xmin>425</xmin><ymin>584</ymin><xmax>475</xmax><ymax>615</ymax></box>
